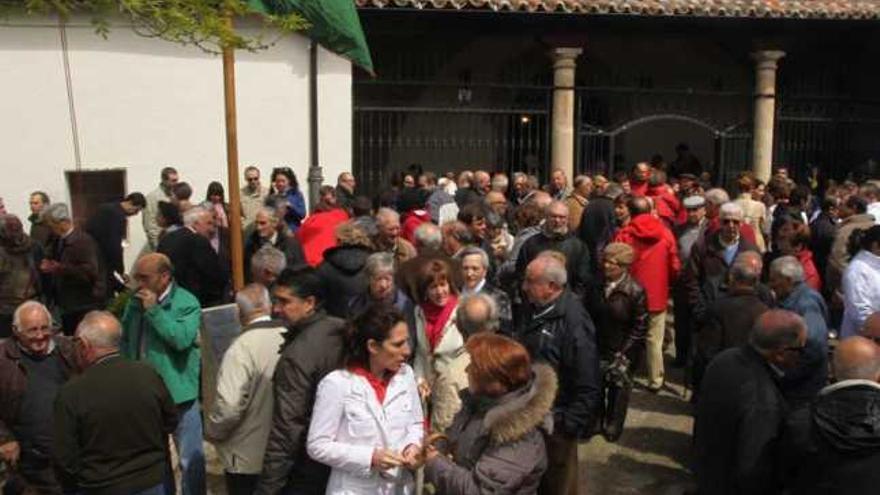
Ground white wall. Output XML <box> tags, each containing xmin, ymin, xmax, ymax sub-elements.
<box><xmin>0</xmin><ymin>16</ymin><xmax>352</xmax><ymax>270</ymax></box>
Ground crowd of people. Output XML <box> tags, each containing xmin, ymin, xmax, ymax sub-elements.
<box><xmin>0</xmin><ymin>159</ymin><xmax>878</xmax><ymax>495</ymax></box>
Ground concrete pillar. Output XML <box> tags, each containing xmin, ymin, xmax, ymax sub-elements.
<box><xmin>750</xmin><ymin>50</ymin><xmax>785</xmax><ymax>182</ymax></box>
<box><xmin>551</xmin><ymin>47</ymin><xmax>582</xmax><ymax>181</ymax></box>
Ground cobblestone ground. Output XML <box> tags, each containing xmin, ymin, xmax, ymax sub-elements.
<box><xmin>204</xmin><ymin>357</ymin><xmax>696</xmax><ymax>495</ymax></box>
<box><xmin>580</xmin><ymin>357</ymin><xmax>696</xmax><ymax>495</ymax></box>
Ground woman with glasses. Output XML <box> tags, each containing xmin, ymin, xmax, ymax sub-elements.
<box><xmin>270</xmin><ymin>167</ymin><xmax>306</xmax><ymax>234</ymax></box>
<box><xmin>307</xmin><ymin>304</ymin><xmax>423</xmax><ymax>494</ymax></box>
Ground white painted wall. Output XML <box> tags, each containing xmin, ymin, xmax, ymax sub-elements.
<box><xmin>0</xmin><ymin>16</ymin><xmax>352</xmax><ymax>270</ymax></box>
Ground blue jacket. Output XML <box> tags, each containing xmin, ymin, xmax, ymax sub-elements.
<box><xmin>779</xmin><ymin>283</ymin><xmax>829</xmax><ymax>404</ymax></box>
<box><xmin>282</xmin><ymin>189</ymin><xmax>306</xmax><ymax>233</ymax></box>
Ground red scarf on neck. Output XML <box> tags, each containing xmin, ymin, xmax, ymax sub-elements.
<box><xmin>421</xmin><ymin>295</ymin><xmax>458</xmax><ymax>351</ymax></box>
<box><xmin>350</xmin><ymin>366</ymin><xmax>393</xmax><ymax>405</ymax></box>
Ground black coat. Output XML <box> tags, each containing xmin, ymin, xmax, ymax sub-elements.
<box><xmin>594</xmin><ymin>274</ymin><xmax>648</xmax><ymax>365</ymax></box>
<box><xmin>515</xmin><ymin>231</ymin><xmax>594</xmax><ymax>300</ymax></box>
<box><xmin>782</xmin><ymin>382</ymin><xmax>880</xmax><ymax>495</ymax></box>
<box><xmin>157</xmin><ymin>228</ymin><xmax>228</xmax><ymax>307</ymax></box>
<box><xmin>243</xmin><ymin>230</ymin><xmax>306</xmax><ymax>281</ymax></box>
<box><xmin>576</xmin><ymin>196</ymin><xmax>616</xmax><ymax>273</ymax></box>
<box><xmin>695</xmin><ymin>345</ymin><xmax>787</xmax><ymax>495</ymax></box>
<box><xmin>257</xmin><ymin>311</ymin><xmax>346</xmax><ymax>495</ymax></box>
<box><xmin>683</xmin><ymin>232</ymin><xmax>760</xmax><ymax>324</ymax></box>
<box><xmin>315</xmin><ymin>245</ymin><xmax>371</xmax><ymax>318</ymax></box>
<box><xmin>46</xmin><ymin>229</ymin><xmax>106</xmax><ymax>312</ymax></box>
<box><xmin>809</xmin><ymin>212</ymin><xmax>836</xmax><ymax>290</ymax></box>
<box><xmin>85</xmin><ymin>202</ymin><xmax>127</xmax><ymax>291</ymax></box>
<box><xmin>697</xmin><ymin>286</ymin><xmax>769</xmax><ymax>362</ymax></box>
<box><xmin>512</xmin><ymin>290</ymin><xmax>600</xmax><ymax>438</ymax></box>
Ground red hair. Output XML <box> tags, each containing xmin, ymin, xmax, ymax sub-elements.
<box><xmin>466</xmin><ymin>333</ymin><xmax>531</xmax><ymax>391</ymax></box>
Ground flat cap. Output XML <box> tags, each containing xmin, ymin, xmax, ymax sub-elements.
<box><xmin>683</xmin><ymin>195</ymin><xmax>706</xmax><ymax>209</ymax></box>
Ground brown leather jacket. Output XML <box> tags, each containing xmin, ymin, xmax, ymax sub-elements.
<box><xmin>0</xmin><ymin>337</ymin><xmax>78</xmax><ymax>444</ymax></box>
<box><xmin>595</xmin><ymin>274</ymin><xmax>649</xmax><ymax>365</ymax></box>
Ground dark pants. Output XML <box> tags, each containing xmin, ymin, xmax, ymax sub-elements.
<box><xmin>225</xmin><ymin>472</ymin><xmax>259</xmax><ymax>495</ymax></box>
<box><xmin>539</xmin><ymin>432</ymin><xmax>579</xmax><ymax>495</ymax></box>
<box><xmin>3</xmin><ymin>451</ymin><xmax>62</xmax><ymax>495</ymax></box>
<box><xmin>673</xmin><ymin>285</ymin><xmax>692</xmax><ymax>364</ymax></box>
<box><xmin>0</xmin><ymin>314</ymin><xmax>12</xmax><ymax>339</ymax></box>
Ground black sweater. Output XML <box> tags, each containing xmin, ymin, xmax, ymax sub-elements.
<box><xmin>53</xmin><ymin>354</ymin><xmax>178</xmax><ymax>495</ymax></box>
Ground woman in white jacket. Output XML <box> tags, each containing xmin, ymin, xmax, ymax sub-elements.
<box><xmin>307</xmin><ymin>304</ymin><xmax>424</xmax><ymax>494</ymax></box>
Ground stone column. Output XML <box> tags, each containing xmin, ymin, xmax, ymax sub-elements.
<box><xmin>551</xmin><ymin>47</ymin><xmax>582</xmax><ymax>181</ymax></box>
<box><xmin>750</xmin><ymin>50</ymin><xmax>785</xmax><ymax>183</ymax></box>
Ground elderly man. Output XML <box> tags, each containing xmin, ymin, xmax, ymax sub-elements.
<box><xmin>54</xmin><ymin>311</ymin><xmax>176</xmax><ymax>495</ymax></box>
<box><xmin>457</xmin><ymin>246</ymin><xmax>512</xmax><ymax>332</ymax></box>
<box><xmin>158</xmin><ymin>205</ymin><xmax>229</xmax><ymax>307</ymax></box>
<box><xmin>206</xmin><ymin>285</ymin><xmax>287</xmax><ymax>495</ymax></box>
<box><xmin>143</xmin><ymin>167</ymin><xmax>179</xmax><ymax>250</ymax></box>
<box><xmin>473</xmin><ymin>170</ymin><xmax>491</xmax><ymax>196</ymax></box>
<box><xmin>565</xmin><ymin>175</ymin><xmax>592</xmax><ymax>232</ymax></box>
<box><xmin>782</xmin><ymin>336</ymin><xmax>880</xmax><ymax>493</ymax></box>
<box><xmin>85</xmin><ymin>192</ymin><xmax>147</xmax><ymax>295</ymax></box>
<box><xmin>695</xmin><ymin>310</ymin><xmax>807</xmax><ymax>494</ymax></box>
<box><xmin>244</xmin><ymin>207</ymin><xmax>304</xmax><ymax>280</ymax></box>
<box><xmin>335</xmin><ymin>172</ymin><xmax>356</xmax><ymax>212</ymax></box>
<box><xmin>613</xmin><ymin>196</ymin><xmax>680</xmax><ymax>392</ymax></box>
<box><xmin>374</xmin><ymin>207</ymin><xmax>416</xmax><ymax>265</ymax></box>
<box><xmin>251</xmin><ymin>246</ymin><xmax>287</xmax><ymax>289</ymax></box>
<box><xmin>516</xmin><ymin>201</ymin><xmax>593</xmax><ymax>300</ymax></box>
<box><xmin>121</xmin><ymin>253</ymin><xmax>204</xmax><ymax>495</ymax></box>
<box><xmin>515</xmin><ymin>255</ymin><xmax>600</xmax><ymax>495</ymax></box>
<box><xmin>684</xmin><ymin>202</ymin><xmax>759</xmax><ymax>325</ymax></box>
<box><xmin>40</xmin><ymin>202</ymin><xmax>105</xmax><ymax>335</ymax></box>
<box><xmin>671</xmin><ymin>195</ymin><xmax>708</xmax><ymax>367</ymax></box>
<box><xmin>629</xmin><ymin>162</ymin><xmax>651</xmax><ymax>197</ymax></box>
<box><xmin>257</xmin><ymin>266</ymin><xmax>347</xmax><ymax>495</ymax></box>
<box><xmin>548</xmin><ymin>168</ymin><xmax>571</xmax><ymax>201</ymax></box>
<box><xmin>769</xmin><ymin>255</ymin><xmax>829</xmax><ymax>404</ymax></box>
<box><xmin>693</xmin><ymin>253</ymin><xmax>769</xmax><ymax>392</ymax></box>
<box><xmin>440</xmin><ymin>221</ymin><xmax>474</xmax><ymax>259</ymax></box>
<box><xmin>240</xmin><ymin>166</ymin><xmax>269</xmax><ymax>229</ymax></box>
<box><xmin>0</xmin><ymin>301</ymin><xmax>76</xmax><ymax>494</ymax></box>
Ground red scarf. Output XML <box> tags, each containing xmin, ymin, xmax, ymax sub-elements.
<box><xmin>421</xmin><ymin>295</ymin><xmax>458</xmax><ymax>351</ymax></box>
<box><xmin>350</xmin><ymin>366</ymin><xmax>393</xmax><ymax>405</ymax></box>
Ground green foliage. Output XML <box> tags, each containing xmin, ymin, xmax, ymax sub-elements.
<box><xmin>0</xmin><ymin>0</ymin><xmax>309</xmax><ymax>52</ymax></box>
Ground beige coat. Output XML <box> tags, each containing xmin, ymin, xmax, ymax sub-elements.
<box><xmin>565</xmin><ymin>193</ymin><xmax>589</xmax><ymax>232</ymax></box>
<box><xmin>205</xmin><ymin>318</ymin><xmax>286</xmax><ymax>474</ymax></box>
<box><xmin>827</xmin><ymin>213</ymin><xmax>877</xmax><ymax>295</ymax></box>
<box><xmin>735</xmin><ymin>194</ymin><xmax>767</xmax><ymax>252</ymax></box>
<box><xmin>240</xmin><ymin>185</ymin><xmax>269</xmax><ymax>230</ymax></box>
<box><xmin>413</xmin><ymin>303</ymin><xmax>466</xmax><ymax>433</ymax></box>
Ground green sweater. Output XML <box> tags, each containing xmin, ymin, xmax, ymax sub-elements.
<box><xmin>120</xmin><ymin>283</ymin><xmax>201</xmax><ymax>404</ymax></box>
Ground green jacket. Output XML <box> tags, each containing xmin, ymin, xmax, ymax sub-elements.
<box><xmin>120</xmin><ymin>283</ymin><xmax>201</xmax><ymax>404</ymax></box>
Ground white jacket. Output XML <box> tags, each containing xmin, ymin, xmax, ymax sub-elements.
<box><xmin>841</xmin><ymin>250</ymin><xmax>880</xmax><ymax>337</ymax></box>
<box><xmin>307</xmin><ymin>364</ymin><xmax>424</xmax><ymax>495</ymax></box>
<box><xmin>204</xmin><ymin>317</ymin><xmax>286</xmax><ymax>474</ymax></box>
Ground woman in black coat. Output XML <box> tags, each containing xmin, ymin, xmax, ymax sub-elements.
<box><xmin>594</xmin><ymin>242</ymin><xmax>648</xmax><ymax>441</ymax></box>
<box><xmin>316</xmin><ymin>222</ymin><xmax>374</xmax><ymax>318</ymax></box>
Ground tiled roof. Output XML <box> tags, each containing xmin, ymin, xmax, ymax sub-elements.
<box><xmin>355</xmin><ymin>0</ymin><xmax>880</xmax><ymax>20</ymax></box>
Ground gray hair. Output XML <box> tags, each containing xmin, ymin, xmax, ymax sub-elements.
<box><xmin>236</xmin><ymin>284</ymin><xmax>271</xmax><ymax>320</ymax></box>
<box><xmin>456</xmin><ymin>292</ymin><xmax>499</xmax><ymax>338</ymax></box>
<box><xmin>719</xmin><ymin>202</ymin><xmax>744</xmax><ymax>220</ymax></box>
<box><xmin>705</xmin><ymin>188</ymin><xmax>731</xmax><ymax>206</ymax></box>
<box><xmin>414</xmin><ymin>223</ymin><xmax>442</xmax><ymax>251</ymax></box>
<box><xmin>545</xmin><ymin>200</ymin><xmax>569</xmax><ymax>217</ymax></box>
<box><xmin>533</xmin><ymin>254</ymin><xmax>568</xmax><ymax>287</ymax></box>
<box><xmin>770</xmin><ymin>255</ymin><xmax>805</xmax><ymax>283</ymax></box>
<box><xmin>729</xmin><ymin>256</ymin><xmax>760</xmax><ymax>286</ymax></box>
<box><xmin>183</xmin><ymin>205</ymin><xmax>209</xmax><ymax>227</ymax></box>
<box><xmin>257</xmin><ymin>206</ymin><xmax>278</xmax><ymax>222</ymax></box>
<box><xmin>12</xmin><ymin>301</ymin><xmax>53</xmax><ymax>331</ymax></box>
<box><xmin>457</xmin><ymin>246</ymin><xmax>490</xmax><ymax>270</ymax></box>
<box><xmin>42</xmin><ymin>202</ymin><xmax>71</xmax><ymax>223</ymax></box>
<box><xmin>376</xmin><ymin>207</ymin><xmax>399</xmax><ymax>224</ymax></box>
<box><xmin>364</xmin><ymin>252</ymin><xmax>395</xmax><ymax>279</ymax></box>
<box><xmin>491</xmin><ymin>174</ymin><xmax>509</xmax><ymax>191</ymax></box>
<box><xmin>573</xmin><ymin>175</ymin><xmax>592</xmax><ymax>188</ymax></box>
<box><xmin>251</xmin><ymin>246</ymin><xmax>286</xmax><ymax>278</ymax></box>
<box><xmin>750</xmin><ymin>309</ymin><xmax>806</xmax><ymax>352</ymax></box>
<box><xmin>76</xmin><ymin>311</ymin><xmax>122</xmax><ymax>349</ymax></box>
<box><xmin>604</xmin><ymin>183</ymin><xmax>624</xmax><ymax>200</ymax></box>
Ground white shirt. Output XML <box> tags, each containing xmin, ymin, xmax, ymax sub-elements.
<box><xmin>841</xmin><ymin>250</ymin><xmax>880</xmax><ymax>338</ymax></box>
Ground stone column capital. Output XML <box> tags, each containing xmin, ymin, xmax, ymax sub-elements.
<box><xmin>751</xmin><ymin>50</ymin><xmax>786</xmax><ymax>70</ymax></box>
<box><xmin>552</xmin><ymin>47</ymin><xmax>583</xmax><ymax>69</ymax></box>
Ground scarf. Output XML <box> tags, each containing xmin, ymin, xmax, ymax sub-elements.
<box><xmin>421</xmin><ymin>295</ymin><xmax>458</xmax><ymax>351</ymax></box>
<box><xmin>351</xmin><ymin>366</ymin><xmax>393</xmax><ymax>405</ymax></box>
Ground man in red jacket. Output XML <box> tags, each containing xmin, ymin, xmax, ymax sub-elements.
<box><xmin>614</xmin><ymin>196</ymin><xmax>681</xmax><ymax>392</ymax></box>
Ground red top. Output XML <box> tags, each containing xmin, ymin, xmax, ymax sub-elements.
<box><xmin>350</xmin><ymin>366</ymin><xmax>393</xmax><ymax>405</ymax></box>
<box><xmin>613</xmin><ymin>214</ymin><xmax>681</xmax><ymax>312</ymax></box>
<box><xmin>421</xmin><ymin>295</ymin><xmax>458</xmax><ymax>351</ymax></box>
<box><xmin>402</xmin><ymin>209</ymin><xmax>431</xmax><ymax>245</ymax></box>
<box><xmin>797</xmin><ymin>248</ymin><xmax>822</xmax><ymax>292</ymax></box>
<box><xmin>296</xmin><ymin>208</ymin><xmax>350</xmax><ymax>266</ymax></box>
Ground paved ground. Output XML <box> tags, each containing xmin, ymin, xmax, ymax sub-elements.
<box><xmin>205</xmin><ymin>357</ymin><xmax>697</xmax><ymax>494</ymax></box>
<box><xmin>580</xmin><ymin>359</ymin><xmax>696</xmax><ymax>495</ymax></box>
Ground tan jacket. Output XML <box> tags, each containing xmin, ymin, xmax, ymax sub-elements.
<box><xmin>205</xmin><ymin>318</ymin><xmax>286</xmax><ymax>474</ymax></box>
<box><xmin>413</xmin><ymin>303</ymin><xmax>466</xmax><ymax>432</ymax></box>
<box><xmin>735</xmin><ymin>194</ymin><xmax>768</xmax><ymax>252</ymax></box>
<box><xmin>827</xmin><ymin>213</ymin><xmax>877</xmax><ymax>295</ymax></box>
<box><xmin>565</xmin><ymin>193</ymin><xmax>589</xmax><ymax>232</ymax></box>
<box><xmin>240</xmin><ymin>185</ymin><xmax>268</xmax><ymax>230</ymax></box>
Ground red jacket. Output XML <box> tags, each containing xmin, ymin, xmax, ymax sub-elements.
<box><xmin>648</xmin><ymin>185</ymin><xmax>682</xmax><ymax>228</ymax></box>
<box><xmin>401</xmin><ymin>209</ymin><xmax>431</xmax><ymax>245</ymax></box>
<box><xmin>630</xmin><ymin>181</ymin><xmax>649</xmax><ymax>197</ymax></box>
<box><xmin>296</xmin><ymin>208</ymin><xmax>350</xmax><ymax>266</ymax></box>
<box><xmin>613</xmin><ymin>214</ymin><xmax>681</xmax><ymax>312</ymax></box>
<box><xmin>797</xmin><ymin>248</ymin><xmax>822</xmax><ymax>292</ymax></box>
